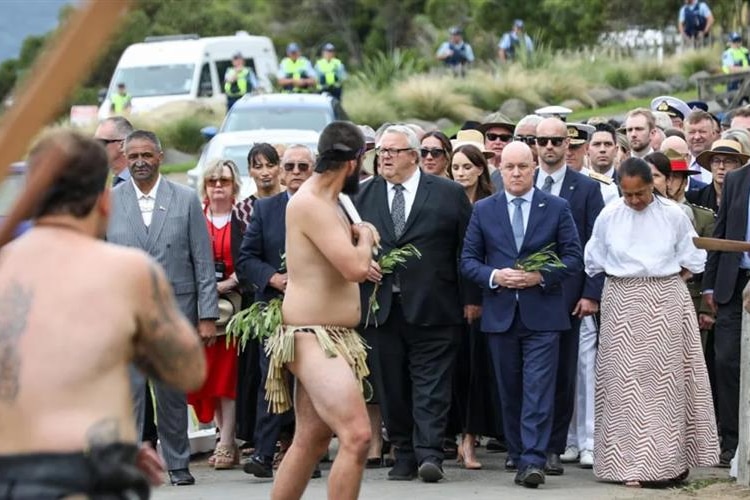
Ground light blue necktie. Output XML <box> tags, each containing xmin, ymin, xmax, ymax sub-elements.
<box><xmin>542</xmin><ymin>175</ymin><xmax>554</xmax><ymax>193</ymax></box>
<box><xmin>511</xmin><ymin>198</ymin><xmax>525</xmax><ymax>252</ymax></box>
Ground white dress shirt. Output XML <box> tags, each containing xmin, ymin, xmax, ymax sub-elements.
<box><xmin>581</xmin><ymin>167</ymin><xmax>620</xmax><ymax>205</ymax></box>
<box><xmin>132</xmin><ymin>175</ymin><xmax>162</xmax><ymax>227</ymax></box>
<box><xmin>386</xmin><ymin>167</ymin><xmax>421</xmax><ymax>221</ymax></box>
<box><xmin>535</xmin><ymin>166</ymin><xmax>566</xmax><ymax>197</ymax></box>
<box><xmin>689</xmin><ymin>156</ymin><xmax>714</xmax><ymax>184</ymax></box>
<box><xmin>489</xmin><ymin>188</ymin><xmax>535</xmax><ymax>288</ymax></box>
<box><xmin>584</xmin><ymin>196</ymin><xmax>706</xmax><ymax>278</ymax></box>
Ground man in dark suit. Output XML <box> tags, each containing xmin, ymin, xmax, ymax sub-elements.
<box><xmin>235</xmin><ymin>144</ymin><xmax>314</xmax><ymax>478</ymax></box>
<box><xmin>702</xmin><ymin>162</ymin><xmax>750</xmax><ymax>467</ymax></box>
<box><xmin>107</xmin><ymin>130</ymin><xmax>219</xmax><ymax>486</ymax></box>
<box><xmin>534</xmin><ymin>118</ymin><xmax>605</xmax><ymax>474</ymax></box>
<box><xmin>355</xmin><ymin>124</ymin><xmax>472</xmax><ymax>483</ymax></box>
<box><xmin>461</xmin><ymin>141</ymin><xmax>582</xmax><ymax>488</ymax></box>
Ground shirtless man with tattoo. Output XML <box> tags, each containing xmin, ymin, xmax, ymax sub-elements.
<box><xmin>0</xmin><ymin>131</ymin><xmax>206</xmax><ymax>499</ymax></box>
<box><xmin>264</xmin><ymin>121</ymin><xmax>380</xmax><ymax>500</ymax></box>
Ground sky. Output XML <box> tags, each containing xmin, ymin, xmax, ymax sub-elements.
<box><xmin>0</xmin><ymin>0</ymin><xmax>76</xmax><ymax>63</ymax></box>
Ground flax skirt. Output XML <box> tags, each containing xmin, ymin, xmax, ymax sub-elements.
<box><xmin>594</xmin><ymin>275</ymin><xmax>719</xmax><ymax>482</ymax></box>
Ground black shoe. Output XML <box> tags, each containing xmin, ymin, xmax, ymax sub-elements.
<box><xmin>486</xmin><ymin>438</ymin><xmax>507</xmax><ymax>453</ymax></box>
<box><xmin>514</xmin><ymin>467</ymin><xmax>545</xmax><ymax>489</ymax></box>
<box><xmin>443</xmin><ymin>439</ymin><xmax>458</xmax><ymax>460</ymax></box>
<box><xmin>544</xmin><ymin>453</ymin><xmax>564</xmax><ymax>476</ymax></box>
<box><xmin>311</xmin><ymin>465</ymin><xmax>322</xmax><ymax>479</ymax></box>
<box><xmin>387</xmin><ymin>459</ymin><xmax>417</xmax><ymax>481</ymax></box>
<box><xmin>719</xmin><ymin>449</ymin><xmax>734</xmax><ymax>468</ymax></box>
<box><xmin>243</xmin><ymin>455</ymin><xmax>273</xmax><ymax>478</ymax></box>
<box><xmin>168</xmin><ymin>468</ymin><xmax>195</xmax><ymax>486</ymax></box>
<box><xmin>505</xmin><ymin>457</ymin><xmax>518</xmax><ymax>472</ymax></box>
<box><xmin>418</xmin><ymin>457</ymin><xmax>444</xmax><ymax>483</ymax></box>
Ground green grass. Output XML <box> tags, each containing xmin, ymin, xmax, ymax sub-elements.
<box><xmin>569</xmin><ymin>89</ymin><xmax>698</xmax><ymax>122</ymax></box>
<box><xmin>161</xmin><ymin>162</ymin><xmax>194</xmax><ymax>174</ymax></box>
<box><xmin>680</xmin><ymin>477</ymin><xmax>733</xmax><ymax>493</ymax></box>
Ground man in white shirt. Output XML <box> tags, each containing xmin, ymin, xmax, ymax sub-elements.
<box><xmin>584</xmin><ymin>122</ymin><xmax>621</xmax><ymax>205</ymax></box>
<box><xmin>106</xmin><ymin>130</ymin><xmax>218</xmax><ymax>486</ymax></box>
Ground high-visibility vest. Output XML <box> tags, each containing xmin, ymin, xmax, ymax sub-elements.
<box><xmin>224</xmin><ymin>68</ymin><xmax>249</xmax><ymax>97</ymax></box>
<box><xmin>315</xmin><ymin>58</ymin><xmax>342</xmax><ymax>88</ymax></box>
<box><xmin>722</xmin><ymin>47</ymin><xmax>750</xmax><ymax>73</ymax></box>
<box><xmin>111</xmin><ymin>92</ymin><xmax>131</xmax><ymax>113</ymax></box>
<box><xmin>280</xmin><ymin>57</ymin><xmax>313</xmax><ymax>93</ymax></box>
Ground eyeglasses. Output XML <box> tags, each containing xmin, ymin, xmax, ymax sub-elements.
<box><xmin>207</xmin><ymin>177</ymin><xmax>233</xmax><ymax>187</ymax></box>
<box><xmin>98</xmin><ymin>138</ymin><xmax>123</xmax><ymax>145</ymax></box>
<box><xmin>420</xmin><ymin>148</ymin><xmax>446</xmax><ymax>158</ymax></box>
<box><xmin>283</xmin><ymin>162</ymin><xmax>310</xmax><ymax>172</ymax></box>
<box><xmin>536</xmin><ymin>136</ymin><xmax>566</xmax><ymax>147</ymax></box>
<box><xmin>485</xmin><ymin>132</ymin><xmax>513</xmax><ymax>142</ymax></box>
<box><xmin>376</xmin><ymin>147</ymin><xmax>413</xmax><ymax>157</ymax></box>
<box><xmin>514</xmin><ymin>135</ymin><xmax>537</xmax><ymax>145</ymax></box>
<box><xmin>710</xmin><ymin>157</ymin><xmax>741</xmax><ymax>168</ymax></box>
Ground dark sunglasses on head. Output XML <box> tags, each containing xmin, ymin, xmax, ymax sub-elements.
<box><xmin>283</xmin><ymin>162</ymin><xmax>310</xmax><ymax>172</ymax></box>
<box><xmin>514</xmin><ymin>135</ymin><xmax>537</xmax><ymax>145</ymax></box>
<box><xmin>420</xmin><ymin>147</ymin><xmax>446</xmax><ymax>159</ymax></box>
<box><xmin>485</xmin><ymin>132</ymin><xmax>513</xmax><ymax>142</ymax></box>
<box><xmin>536</xmin><ymin>136</ymin><xmax>566</xmax><ymax>147</ymax></box>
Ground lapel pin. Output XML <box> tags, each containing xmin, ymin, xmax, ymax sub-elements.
<box><xmin>158</xmin><ymin>206</ymin><xmax>166</xmax><ymax>211</ymax></box>
<box><xmin>538</xmin><ymin>203</ymin><xmax>545</xmax><ymax>207</ymax></box>
<box><xmin>569</xmin><ymin>186</ymin><xmax>575</xmax><ymax>190</ymax></box>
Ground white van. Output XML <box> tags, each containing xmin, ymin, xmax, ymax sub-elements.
<box><xmin>98</xmin><ymin>32</ymin><xmax>278</xmax><ymax>119</ymax></box>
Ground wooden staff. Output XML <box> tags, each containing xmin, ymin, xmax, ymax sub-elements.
<box><xmin>0</xmin><ymin>0</ymin><xmax>131</xmax><ymax>245</ymax></box>
<box><xmin>693</xmin><ymin>237</ymin><xmax>750</xmax><ymax>253</ymax></box>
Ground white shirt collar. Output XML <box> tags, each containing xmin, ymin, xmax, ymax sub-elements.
<box><xmin>539</xmin><ymin>165</ymin><xmax>566</xmax><ymax>185</ymax></box>
<box><xmin>386</xmin><ymin>167</ymin><xmax>420</xmax><ymax>191</ymax></box>
<box><xmin>132</xmin><ymin>175</ymin><xmax>162</xmax><ymax>199</ymax></box>
<box><xmin>505</xmin><ymin>188</ymin><xmax>535</xmax><ymax>204</ymax></box>
<box><xmin>603</xmin><ymin>166</ymin><xmax>615</xmax><ymax>178</ymax></box>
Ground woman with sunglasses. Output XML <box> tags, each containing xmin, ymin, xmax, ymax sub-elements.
<box><xmin>188</xmin><ymin>158</ymin><xmax>244</xmax><ymax>469</ymax></box>
<box><xmin>420</xmin><ymin>131</ymin><xmax>452</xmax><ymax>177</ymax></box>
<box><xmin>445</xmin><ymin>143</ymin><xmax>501</xmax><ymax>470</ymax></box>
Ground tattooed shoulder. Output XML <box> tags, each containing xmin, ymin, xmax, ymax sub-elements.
<box><xmin>0</xmin><ymin>280</ymin><xmax>33</xmax><ymax>403</ymax></box>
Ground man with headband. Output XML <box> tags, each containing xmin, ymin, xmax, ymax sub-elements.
<box><xmin>265</xmin><ymin>121</ymin><xmax>379</xmax><ymax>500</ymax></box>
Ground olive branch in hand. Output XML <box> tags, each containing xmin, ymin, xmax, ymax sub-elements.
<box><xmin>365</xmin><ymin>244</ymin><xmax>422</xmax><ymax>327</ymax></box>
<box><xmin>226</xmin><ymin>298</ymin><xmax>283</xmax><ymax>352</ymax></box>
<box><xmin>515</xmin><ymin>243</ymin><xmax>566</xmax><ymax>272</ymax></box>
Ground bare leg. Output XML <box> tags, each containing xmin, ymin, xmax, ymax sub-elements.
<box><xmin>218</xmin><ymin>398</ymin><xmax>236</xmax><ymax>447</ymax></box>
<box><xmin>271</xmin><ymin>333</ymin><xmax>371</xmax><ymax>500</ymax></box>
<box><xmin>367</xmin><ymin>405</ymin><xmax>383</xmax><ymax>460</ymax></box>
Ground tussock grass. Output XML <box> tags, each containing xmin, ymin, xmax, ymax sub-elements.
<box><xmin>393</xmin><ymin>75</ymin><xmax>482</xmax><ymax>122</ymax></box>
<box><xmin>676</xmin><ymin>48</ymin><xmax>720</xmax><ymax>76</ymax></box>
<box><xmin>342</xmin><ymin>87</ymin><xmax>399</xmax><ymax>128</ymax></box>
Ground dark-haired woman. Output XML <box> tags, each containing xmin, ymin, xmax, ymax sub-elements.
<box><xmin>584</xmin><ymin>158</ymin><xmax>719</xmax><ymax>487</ymax></box>
<box><xmin>446</xmin><ymin>144</ymin><xmax>502</xmax><ymax>469</ymax></box>
<box><xmin>420</xmin><ymin>131</ymin><xmax>452</xmax><ymax>177</ymax></box>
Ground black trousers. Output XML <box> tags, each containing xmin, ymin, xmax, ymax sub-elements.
<box><xmin>714</xmin><ymin>272</ymin><xmax>749</xmax><ymax>453</ymax></box>
<box><xmin>253</xmin><ymin>342</ymin><xmax>294</xmax><ymax>461</ymax></box>
<box><xmin>364</xmin><ymin>297</ymin><xmax>460</xmax><ymax>465</ymax></box>
<box><xmin>549</xmin><ymin>317</ymin><xmax>582</xmax><ymax>454</ymax></box>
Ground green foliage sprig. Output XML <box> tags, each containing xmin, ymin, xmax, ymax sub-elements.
<box><xmin>365</xmin><ymin>244</ymin><xmax>421</xmax><ymax>327</ymax></box>
<box><xmin>515</xmin><ymin>243</ymin><xmax>566</xmax><ymax>272</ymax></box>
<box><xmin>226</xmin><ymin>297</ymin><xmax>282</xmax><ymax>352</ymax></box>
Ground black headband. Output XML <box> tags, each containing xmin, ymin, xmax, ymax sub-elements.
<box><xmin>314</xmin><ymin>143</ymin><xmax>363</xmax><ymax>172</ymax></box>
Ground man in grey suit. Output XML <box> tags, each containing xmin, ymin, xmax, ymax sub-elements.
<box><xmin>107</xmin><ymin>130</ymin><xmax>218</xmax><ymax>486</ymax></box>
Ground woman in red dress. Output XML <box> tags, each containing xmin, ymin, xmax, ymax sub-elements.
<box><xmin>188</xmin><ymin>158</ymin><xmax>243</xmax><ymax>469</ymax></box>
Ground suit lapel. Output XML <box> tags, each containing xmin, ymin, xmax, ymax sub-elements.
<box><xmin>374</xmin><ymin>177</ymin><xmax>396</xmax><ymax>242</ymax></box>
<box><xmin>494</xmin><ymin>192</ymin><xmax>517</xmax><ymax>254</ymax></box>
<box><xmin>145</xmin><ymin>179</ymin><xmax>173</xmax><ymax>251</ymax></box>
<box><xmin>122</xmin><ymin>181</ymin><xmax>148</xmax><ymax>247</ymax></box>
<box><xmin>401</xmin><ymin>172</ymin><xmax>431</xmax><ymax>238</ymax></box>
<box><xmin>738</xmin><ymin>168</ymin><xmax>750</xmax><ymax>233</ymax></box>
<box><xmin>559</xmin><ymin>168</ymin><xmax>576</xmax><ymax>202</ymax></box>
<box><xmin>522</xmin><ymin>189</ymin><xmax>547</xmax><ymax>252</ymax></box>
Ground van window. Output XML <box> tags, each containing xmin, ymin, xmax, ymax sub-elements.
<box><xmin>112</xmin><ymin>64</ymin><xmax>195</xmax><ymax>97</ymax></box>
<box><xmin>198</xmin><ymin>63</ymin><xmax>212</xmax><ymax>97</ymax></box>
<box><xmin>218</xmin><ymin>58</ymin><xmax>257</xmax><ymax>94</ymax></box>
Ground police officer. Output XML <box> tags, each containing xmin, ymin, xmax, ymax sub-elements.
<box><xmin>224</xmin><ymin>52</ymin><xmax>257</xmax><ymax>111</ymax></box>
<box><xmin>278</xmin><ymin>43</ymin><xmax>317</xmax><ymax>93</ymax></box>
<box><xmin>722</xmin><ymin>32</ymin><xmax>750</xmax><ymax>91</ymax></box>
<box><xmin>436</xmin><ymin>27</ymin><xmax>474</xmax><ymax>77</ymax></box>
<box><xmin>315</xmin><ymin>43</ymin><xmax>346</xmax><ymax>100</ymax></box>
<box><xmin>498</xmin><ymin>19</ymin><xmax>533</xmax><ymax>63</ymax></box>
<box><xmin>110</xmin><ymin>83</ymin><xmax>131</xmax><ymax>115</ymax></box>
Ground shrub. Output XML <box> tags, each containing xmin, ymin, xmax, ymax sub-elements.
<box><xmin>155</xmin><ymin>115</ymin><xmax>208</xmax><ymax>154</ymax></box>
<box><xmin>604</xmin><ymin>67</ymin><xmax>635</xmax><ymax>89</ymax></box>
<box><xmin>393</xmin><ymin>75</ymin><xmax>482</xmax><ymax>122</ymax></box>
<box><xmin>349</xmin><ymin>49</ymin><xmax>427</xmax><ymax>91</ymax></box>
<box><xmin>637</xmin><ymin>62</ymin><xmax>668</xmax><ymax>82</ymax></box>
<box><xmin>343</xmin><ymin>87</ymin><xmax>399</xmax><ymax>128</ymax></box>
<box><xmin>678</xmin><ymin>48</ymin><xmax>719</xmax><ymax>77</ymax></box>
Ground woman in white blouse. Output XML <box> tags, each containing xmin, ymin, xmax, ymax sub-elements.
<box><xmin>584</xmin><ymin>157</ymin><xmax>719</xmax><ymax>488</ymax></box>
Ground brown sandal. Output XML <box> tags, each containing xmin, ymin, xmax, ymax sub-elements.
<box><xmin>214</xmin><ymin>444</ymin><xmax>238</xmax><ymax>470</ymax></box>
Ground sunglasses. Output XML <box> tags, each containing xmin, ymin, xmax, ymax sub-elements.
<box><xmin>207</xmin><ymin>177</ymin><xmax>233</xmax><ymax>187</ymax></box>
<box><xmin>98</xmin><ymin>138</ymin><xmax>123</xmax><ymax>145</ymax></box>
<box><xmin>283</xmin><ymin>162</ymin><xmax>311</xmax><ymax>172</ymax></box>
<box><xmin>420</xmin><ymin>148</ymin><xmax>446</xmax><ymax>158</ymax></box>
<box><xmin>514</xmin><ymin>135</ymin><xmax>537</xmax><ymax>145</ymax></box>
<box><xmin>485</xmin><ymin>132</ymin><xmax>513</xmax><ymax>142</ymax></box>
<box><xmin>536</xmin><ymin>136</ymin><xmax>566</xmax><ymax>147</ymax></box>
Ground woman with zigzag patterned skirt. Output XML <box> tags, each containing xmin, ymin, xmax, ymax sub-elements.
<box><xmin>584</xmin><ymin>158</ymin><xmax>719</xmax><ymax>487</ymax></box>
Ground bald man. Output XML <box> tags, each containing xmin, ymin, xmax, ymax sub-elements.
<box><xmin>661</xmin><ymin>135</ymin><xmax>707</xmax><ymax>195</ymax></box>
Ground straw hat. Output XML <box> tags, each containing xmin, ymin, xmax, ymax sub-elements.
<box><xmin>450</xmin><ymin>130</ymin><xmax>496</xmax><ymax>159</ymax></box>
<box><xmin>663</xmin><ymin>148</ymin><xmax>701</xmax><ymax>175</ymax></box>
<box><xmin>695</xmin><ymin>139</ymin><xmax>750</xmax><ymax>169</ymax></box>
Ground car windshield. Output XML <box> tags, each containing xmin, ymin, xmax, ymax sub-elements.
<box><xmin>223</xmin><ymin>107</ymin><xmax>331</xmax><ymax>133</ymax></box>
<box><xmin>219</xmin><ymin>146</ymin><xmax>253</xmax><ymax>176</ymax></box>
<box><xmin>111</xmin><ymin>64</ymin><xmax>195</xmax><ymax>97</ymax></box>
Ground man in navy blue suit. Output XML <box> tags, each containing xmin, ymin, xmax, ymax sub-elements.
<box><xmin>534</xmin><ymin>118</ymin><xmax>605</xmax><ymax>474</ymax></box>
<box><xmin>461</xmin><ymin>141</ymin><xmax>582</xmax><ymax>489</ymax></box>
<box><xmin>235</xmin><ymin>144</ymin><xmax>314</xmax><ymax>478</ymax></box>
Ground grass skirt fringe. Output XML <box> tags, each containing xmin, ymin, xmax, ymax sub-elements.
<box><xmin>264</xmin><ymin>325</ymin><xmax>370</xmax><ymax>414</ymax></box>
